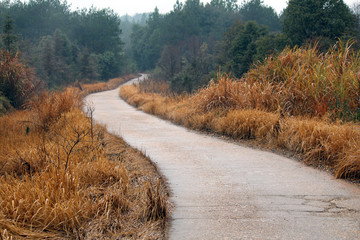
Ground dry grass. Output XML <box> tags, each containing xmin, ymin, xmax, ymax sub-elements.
<box><xmin>0</xmin><ymin>88</ymin><xmax>169</xmax><ymax>239</ymax></box>
<box><xmin>76</xmin><ymin>74</ymin><xmax>137</xmax><ymax>97</ymax></box>
<box><xmin>138</xmin><ymin>79</ymin><xmax>170</xmax><ymax>95</ymax></box>
<box><xmin>193</xmin><ymin>42</ymin><xmax>360</xmax><ymax>122</ymax></box>
<box><xmin>244</xmin><ymin>41</ymin><xmax>360</xmax><ymax>121</ymax></box>
<box><xmin>119</xmin><ymin>42</ymin><xmax>360</xmax><ymax>179</ymax></box>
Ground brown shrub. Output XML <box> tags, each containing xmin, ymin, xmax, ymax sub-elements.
<box><xmin>0</xmin><ymin>51</ymin><xmax>42</xmax><ymax>109</ymax></box>
<box><xmin>28</xmin><ymin>88</ymin><xmax>82</xmax><ymax>132</ymax></box>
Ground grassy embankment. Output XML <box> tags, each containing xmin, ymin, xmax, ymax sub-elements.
<box><xmin>120</xmin><ymin>42</ymin><xmax>360</xmax><ymax>180</ymax></box>
<box><xmin>0</xmin><ymin>75</ymin><xmax>168</xmax><ymax>239</ymax></box>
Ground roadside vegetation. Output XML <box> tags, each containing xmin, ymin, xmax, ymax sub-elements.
<box><xmin>120</xmin><ymin>42</ymin><xmax>360</xmax><ymax>180</ymax></box>
<box><xmin>76</xmin><ymin>74</ymin><xmax>137</xmax><ymax>97</ymax></box>
<box><xmin>0</xmin><ymin>86</ymin><xmax>168</xmax><ymax>239</ymax></box>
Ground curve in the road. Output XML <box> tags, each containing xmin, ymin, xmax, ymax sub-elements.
<box><xmin>85</xmin><ymin>75</ymin><xmax>360</xmax><ymax>240</ymax></box>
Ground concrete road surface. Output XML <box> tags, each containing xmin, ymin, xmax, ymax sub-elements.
<box><xmin>85</xmin><ymin>75</ymin><xmax>360</xmax><ymax>240</ymax></box>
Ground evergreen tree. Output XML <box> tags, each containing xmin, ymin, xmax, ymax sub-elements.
<box><xmin>158</xmin><ymin>45</ymin><xmax>181</xmax><ymax>79</ymax></box>
<box><xmin>72</xmin><ymin>8</ymin><xmax>122</xmax><ymax>54</ymax></box>
<box><xmin>1</xmin><ymin>15</ymin><xmax>17</xmax><ymax>55</ymax></box>
<box><xmin>218</xmin><ymin>20</ymin><xmax>286</xmax><ymax>78</ymax></box>
<box><xmin>78</xmin><ymin>48</ymin><xmax>99</xmax><ymax>81</ymax></box>
<box><xmin>239</xmin><ymin>0</ymin><xmax>281</xmax><ymax>32</ymax></box>
<box><xmin>39</xmin><ymin>35</ymin><xmax>55</xmax><ymax>84</ymax></box>
<box><xmin>283</xmin><ymin>0</ymin><xmax>356</xmax><ymax>46</ymax></box>
<box><xmin>210</xmin><ymin>0</ymin><xmax>238</xmax><ymax>11</ymax></box>
<box><xmin>10</xmin><ymin>0</ymin><xmax>71</xmax><ymax>41</ymax></box>
<box><xmin>38</xmin><ymin>30</ymin><xmax>76</xmax><ymax>87</ymax></box>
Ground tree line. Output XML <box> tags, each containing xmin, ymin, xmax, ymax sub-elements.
<box><xmin>1</xmin><ymin>0</ymin><xmax>359</xmax><ymax>111</ymax></box>
<box><xmin>129</xmin><ymin>0</ymin><xmax>358</xmax><ymax>92</ymax></box>
<box><xmin>0</xmin><ymin>0</ymin><xmax>124</xmax><ymax>89</ymax></box>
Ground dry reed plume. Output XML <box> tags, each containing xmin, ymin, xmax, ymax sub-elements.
<box><xmin>0</xmin><ymin>88</ymin><xmax>168</xmax><ymax>239</ymax></box>
<box><xmin>120</xmin><ymin>41</ymin><xmax>360</xmax><ymax>179</ymax></box>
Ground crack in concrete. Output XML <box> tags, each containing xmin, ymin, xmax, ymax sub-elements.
<box><xmin>259</xmin><ymin>194</ymin><xmax>359</xmax><ymax>215</ymax></box>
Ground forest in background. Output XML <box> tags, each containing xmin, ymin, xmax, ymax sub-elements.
<box><xmin>129</xmin><ymin>0</ymin><xmax>360</xmax><ymax>92</ymax></box>
<box><xmin>1</xmin><ymin>0</ymin><xmax>360</xmax><ymax>112</ymax></box>
<box><xmin>0</xmin><ymin>0</ymin><xmax>124</xmax><ymax>84</ymax></box>
<box><xmin>0</xmin><ymin>0</ymin><xmax>128</xmax><ymax>113</ymax></box>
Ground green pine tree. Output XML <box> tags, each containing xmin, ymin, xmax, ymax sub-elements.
<box><xmin>2</xmin><ymin>15</ymin><xmax>17</xmax><ymax>56</ymax></box>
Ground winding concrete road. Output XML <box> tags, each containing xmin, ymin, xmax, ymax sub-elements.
<box><xmin>85</xmin><ymin>75</ymin><xmax>360</xmax><ymax>239</ymax></box>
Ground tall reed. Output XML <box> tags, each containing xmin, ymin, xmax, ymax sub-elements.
<box><xmin>243</xmin><ymin>40</ymin><xmax>360</xmax><ymax>121</ymax></box>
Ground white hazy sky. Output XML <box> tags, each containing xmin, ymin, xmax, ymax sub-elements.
<box><xmin>66</xmin><ymin>0</ymin><xmax>360</xmax><ymax>16</ymax></box>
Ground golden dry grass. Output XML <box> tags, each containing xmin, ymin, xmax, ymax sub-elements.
<box><xmin>0</xmin><ymin>88</ymin><xmax>169</xmax><ymax>239</ymax></box>
<box><xmin>120</xmin><ymin>54</ymin><xmax>360</xmax><ymax>179</ymax></box>
<box><xmin>76</xmin><ymin>74</ymin><xmax>137</xmax><ymax>97</ymax></box>
<box><xmin>244</xmin><ymin>41</ymin><xmax>360</xmax><ymax>121</ymax></box>
<box><xmin>138</xmin><ymin>79</ymin><xmax>170</xmax><ymax>95</ymax></box>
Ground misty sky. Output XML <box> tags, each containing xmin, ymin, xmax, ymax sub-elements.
<box><xmin>66</xmin><ymin>0</ymin><xmax>360</xmax><ymax>16</ymax></box>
